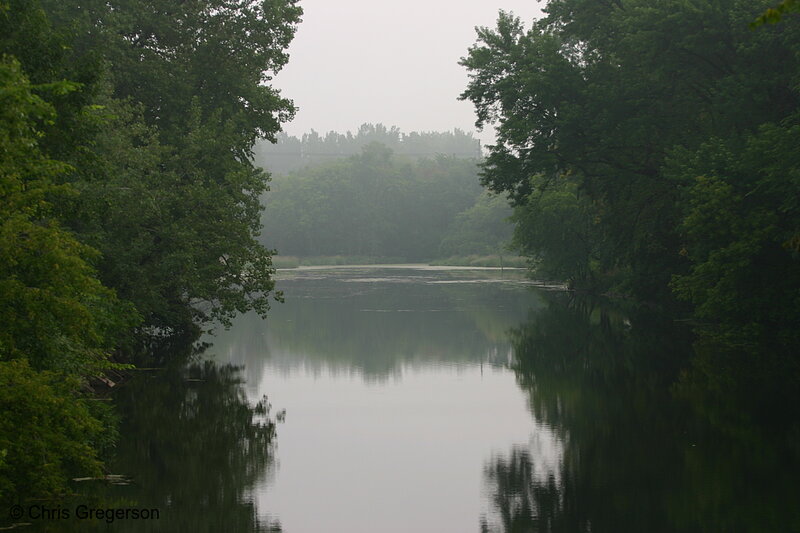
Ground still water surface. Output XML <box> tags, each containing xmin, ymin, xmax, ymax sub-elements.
<box><xmin>35</xmin><ymin>266</ymin><xmax>800</xmax><ymax>532</ymax></box>
<box><xmin>206</xmin><ymin>266</ymin><xmax>553</xmax><ymax>532</ymax></box>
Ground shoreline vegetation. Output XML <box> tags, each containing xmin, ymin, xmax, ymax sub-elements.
<box><xmin>271</xmin><ymin>255</ymin><xmax>529</xmax><ymax>269</ymax></box>
<box><xmin>455</xmin><ymin>0</ymin><xmax>800</xmax><ymax>472</ymax></box>
<box><xmin>0</xmin><ymin>0</ymin><xmax>303</xmax><ymax>507</ymax></box>
<box><xmin>255</xmin><ymin>127</ymin><xmax>517</xmax><ymax>264</ymax></box>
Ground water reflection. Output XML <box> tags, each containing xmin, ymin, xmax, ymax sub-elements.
<box><xmin>40</xmin><ymin>362</ymin><xmax>284</xmax><ymax>533</ymax></box>
<box><xmin>209</xmin><ymin>267</ymin><xmax>543</xmax><ymax>383</ymax></box>
<box><xmin>205</xmin><ymin>267</ymin><xmax>549</xmax><ymax>532</ymax></box>
<box><xmin>41</xmin><ymin>267</ymin><xmax>798</xmax><ymax>532</ymax></box>
<box><xmin>480</xmin><ymin>447</ymin><xmax>565</xmax><ymax>533</ymax></box>
<box><xmin>481</xmin><ymin>294</ymin><xmax>800</xmax><ymax>532</ymax></box>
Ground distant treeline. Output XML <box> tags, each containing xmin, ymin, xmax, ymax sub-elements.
<box><xmin>259</xmin><ymin>141</ymin><xmax>513</xmax><ymax>261</ymax></box>
<box><xmin>254</xmin><ymin>124</ymin><xmax>483</xmax><ymax>174</ymax></box>
<box><xmin>461</xmin><ymin>3</ymin><xmax>800</xmax><ymax>369</ymax></box>
<box><xmin>1</xmin><ymin>0</ymin><xmax>300</xmax><ymax>504</ymax></box>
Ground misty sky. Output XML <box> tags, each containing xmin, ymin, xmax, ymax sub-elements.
<box><xmin>272</xmin><ymin>0</ymin><xmax>545</xmax><ymax>143</ymax></box>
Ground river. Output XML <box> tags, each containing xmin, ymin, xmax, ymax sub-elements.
<box><xmin>32</xmin><ymin>266</ymin><xmax>800</xmax><ymax>532</ymax></box>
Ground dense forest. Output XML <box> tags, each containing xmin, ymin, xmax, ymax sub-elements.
<box><xmin>0</xmin><ymin>0</ymin><xmax>300</xmax><ymax>503</ymax></box>
<box><xmin>253</xmin><ymin>124</ymin><xmax>483</xmax><ymax>174</ymax></box>
<box><xmin>258</xmin><ymin>130</ymin><xmax>515</xmax><ymax>263</ymax></box>
<box><xmin>460</xmin><ymin>1</ymin><xmax>800</xmax><ymax>395</ymax></box>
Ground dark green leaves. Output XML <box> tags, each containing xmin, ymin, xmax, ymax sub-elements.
<box><xmin>460</xmin><ymin>0</ymin><xmax>800</xmax><ymax>305</ymax></box>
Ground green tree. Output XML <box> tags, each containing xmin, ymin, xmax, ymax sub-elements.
<box><xmin>0</xmin><ymin>360</ymin><xmax>109</xmax><ymax>504</ymax></box>
<box><xmin>753</xmin><ymin>0</ymin><xmax>800</xmax><ymax>25</ymax></box>
<box><xmin>261</xmin><ymin>143</ymin><xmax>485</xmax><ymax>260</ymax></box>
<box><xmin>254</xmin><ymin>124</ymin><xmax>482</xmax><ymax>174</ymax></box>
<box><xmin>0</xmin><ymin>0</ymin><xmax>302</xmax><ymax>503</ymax></box>
<box><xmin>460</xmin><ymin>2</ymin><xmax>800</xmax><ymax>300</ymax></box>
<box><xmin>15</xmin><ymin>0</ymin><xmax>304</xmax><ymax>333</ymax></box>
<box><xmin>0</xmin><ymin>56</ymin><xmax>131</xmax><ymax>504</ymax></box>
<box><xmin>439</xmin><ymin>191</ymin><xmax>513</xmax><ymax>257</ymax></box>
<box><xmin>0</xmin><ymin>56</ymin><xmax>134</xmax><ymax>374</ymax></box>
<box><xmin>509</xmin><ymin>175</ymin><xmax>600</xmax><ymax>285</ymax></box>
<box><xmin>668</xmin><ymin>123</ymin><xmax>800</xmax><ymax>355</ymax></box>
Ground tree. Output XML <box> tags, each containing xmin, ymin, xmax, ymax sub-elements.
<box><xmin>261</xmin><ymin>142</ymin><xmax>486</xmax><ymax>260</ymax></box>
<box><xmin>668</xmin><ymin>123</ymin><xmax>800</xmax><ymax>355</ymax></box>
<box><xmin>0</xmin><ymin>360</ymin><xmax>108</xmax><ymax>504</ymax></box>
<box><xmin>22</xmin><ymin>0</ymin><xmax>304</xmax><ymax>332</ymax></box>
<box><xmin>0</xmin><ymin>0</ymin><xmax>303</xmax><ymax>502</ymax></box>
<box><xmin>254</xmin><ymin>124</ymin><xmax>482</xmax><ymax>174</ymax></box>
<box><xmin>509</xmin><ymin>175</ymin><xmax>599</xmax><ymax>285</ymax></box>
<box><xmin>0</xmin><ymin>55</ymin><xmax>132</xmax><ymax>503</ymax></box>
<box><xmin>460</xmin><ymin>2</ymin><xmax>800</xmax><ymax>300</ymax></box>
<box><xmin>753</xmin><ymin>0</ymin><xmax>800</xmax><ymax>26</ymax></box>
<box><xmin>0</xmin><ymin>56</ymin><xmax>134</xmax><ymax>374</ymax></box>
<box><xmin>439</xmin><ymin>191</ymin><xmax>513</xmax><ymax>257</ymax></box>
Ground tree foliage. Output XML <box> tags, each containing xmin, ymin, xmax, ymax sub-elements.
<box><xmin>752</xmin><ymin>0</ymin><xmax>799</xmax><ymax>26</ymax></box>
<box><xmin>255</xmin><ymin>124</ymin><xmax>482</xmax><ymax>174</ymax></box>
<box><xmin>261</xmin><ymin>142</ymin><xmax>510</xmax><ymax>260</ymax></box>
<box><xmin>0</xmin><ymin>56</ymin><xmax>134</xmax><ymax>375</ymax></box>
<box><xmin>439</xmin><ymin>192</ymin><xmax>513</xmax><ymax>257</ymax></box>
<box><xmin>668</xmin><ymin>124</ymin><xmax>800</xmax><ymax>353</ymax></box>
<box><xmin>510</xmin><ymin>175</ymin><xmax>599</xmax><ymax>284</ymax></box>
<box><xmin>460</xmin><ymin>1</ymin><xmax>800</xmax><ymax>352</ymax></box>
<box><xmin>22</xmin><ymin>0</ymin><xmax>303</xmax><ymax>332</ymax></box>
<box><xmin>0</xmin><ymin>0</ymin><xmax>300</xmax><ymax>503</ymax></box>
<box><xmin>0</xmin><ymin>360</ymin><xmax>108</xmax><ymax>504</ymax></box>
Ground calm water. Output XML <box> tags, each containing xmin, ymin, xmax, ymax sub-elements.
<box><xmin>207</xmin><ymin>266</ymin><xmax>554</xmax><ymax>533</ymax></box>
<box><xmin>27</xmin><ymin>266</ymin><xmax>800</xmax><ymax>532</ymax></box>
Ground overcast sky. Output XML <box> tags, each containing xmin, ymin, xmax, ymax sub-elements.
<box><xmin>272</xmin><ymin>0</ymin><xmax>545</xmax><ymax>143</ymax></box>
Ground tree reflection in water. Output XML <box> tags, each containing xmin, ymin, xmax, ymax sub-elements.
<box><xmin>71</xmin><ymin>360</ymin><xmax>284</xmax><ymax>533</ymax></box>
<box><xmin>481</xmin><ymin>294</ymin><xmax>800</xmax><ymax>533</ymax></box>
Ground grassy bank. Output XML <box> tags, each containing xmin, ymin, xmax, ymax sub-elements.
<box><xmin>272</xmin><ymin>255</ymin><xmax>411</xmax><ymax>268</ymax></box>
<box><xmin>429</xmin><ymin>255</ymin><xmax>528</xmax><ymax>268</ymax></box>
<box><xmin>272</xmin><ymin>254</ymin><xmax>528</xmax><ymax>269</ymax></box>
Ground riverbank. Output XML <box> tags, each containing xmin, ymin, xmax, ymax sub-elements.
<box><xmin>272</xmin><ymin>254</ymin><xmax>528</xmax><ymax>269</ymax></box>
